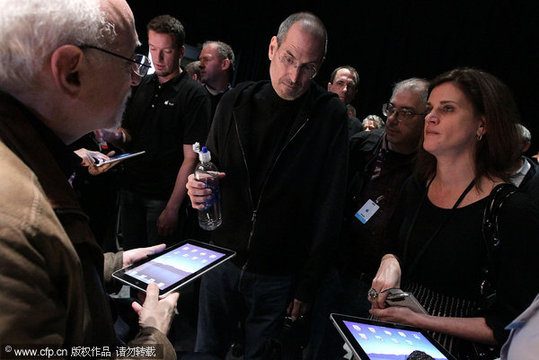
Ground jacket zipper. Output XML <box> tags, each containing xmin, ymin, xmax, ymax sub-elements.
<box><xmin>234</xmin><ymin>115</ymin><xmax>311</xmax><ymax>271</ymax></box>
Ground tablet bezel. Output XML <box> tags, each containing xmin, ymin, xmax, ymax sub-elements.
<box><xmin>112</xmin><ymin>239</ymin><xmax>235</xmax><ymax>297</ymax></box>
<box><xmin>96</xmin><ymin>150</ymin><xmax>146</xmax><ymax>167</ymax></box>
<box><xmin>330</xmin><ymin>313</ymin><xmax>456</xmax><ymax>360</ymax></box>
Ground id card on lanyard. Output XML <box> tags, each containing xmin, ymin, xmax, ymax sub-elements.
<box><xmin>355</xmin><ymin>195</ymin><xmax>384</xmax><ymax>224</ymax></box>
<box><xmin>355</xmin><ymin>199</ymin><xmax>380</xmax><ymax>224</ymax></box>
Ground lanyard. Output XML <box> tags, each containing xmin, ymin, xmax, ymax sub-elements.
<box><xmin>403</xmin><ymin>177</ymin><xmax>476</xmax><ymax>276</ymax></box>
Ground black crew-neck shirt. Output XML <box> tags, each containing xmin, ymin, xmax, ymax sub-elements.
<box><xmin>247</xmin><ymin>83</ymin><xmax>305</xmax><ymax>201</ymax></box>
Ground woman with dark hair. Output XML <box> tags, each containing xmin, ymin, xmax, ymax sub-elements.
<box><xmin>367</xmin><ymin>68</ymin><xmax>539</xmax><ymax>359</ymax></box>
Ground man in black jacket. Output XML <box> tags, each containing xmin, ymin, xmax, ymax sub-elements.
<box><xmin>306</xmin><ymin>77</ymin><xmax>429</xmax><ymax>360</ymax></box>
<box><xmin>186</xmin><ymin>12</ymin><xmax>348</xmax><ymax>360</ymax></box>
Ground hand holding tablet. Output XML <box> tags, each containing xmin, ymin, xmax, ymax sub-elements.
<box><xmin>113</xmin><ymin>240</ymin><xmax>235</xmax><ymax>297</ymax></box>
<box><xmin>95</xmin><ymin>150</ymin><xmax>146</xmax><ymax>167</ymax></box>
<box><xmin>132</xmin><ymin>282</ymin><xmax>179</xmax><ymax>335</ymax></box>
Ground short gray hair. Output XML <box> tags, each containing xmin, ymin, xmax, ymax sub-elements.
<box><xmin>0</xmin><ymin>0</ymin><xmax>116</xmax><ymax>92</ymax></box>
<box><xmin>362</xmin><ymin>115</ymin><xmax>385</xmax><ymax>129</ymax></box>
<box><xmin>203</xmin><ymin>40</ymin><xmax>236</xmax><ymax>72</ymax></box>
<box><xmin>185</xmin><ymin>60</ymin><xmax>201</xmax><ymax>78</ymax></box>
<box><xmin>516</xmin><ymin>123</ymin><xmax>531</xmax><ymax>144</ymax></box>
<box><xmin>276</xmin><ymin>12</ymin><xmax>327</xmax><ymax>58</ymax></box>
<box><xmin>391</xmin><ymin>78</ymin><xmax>430</xmax><ymax>107</ymax></box>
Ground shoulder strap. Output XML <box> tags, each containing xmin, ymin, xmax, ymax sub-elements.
<box><xmin>482</xmin><ymin>183</ymin><xmax>517</xmax><ymax>249</ymax></box>
<box><xmin>480</xmin><ymin>183</ymin><xmax>517</xmax><ymax>295</ymax></box>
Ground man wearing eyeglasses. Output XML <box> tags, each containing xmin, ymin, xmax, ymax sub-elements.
<box><xmin>186</xmin><ymin>12</ymin><xmax>348</xmax><ymax>360</ymax></box>
<box><xmin>99</xmin><ymin>15</ymin><xmax>211</xmax><ymax>250</ymax></box>
<box><xmin>327</xmin><ymin>65</ymin><xmax>363</xmax><ymax>137</ymax></box>
<box><xmin>0</xmin><ymin>0</ymin><xmax>179</xmax><ymax>354</ymax></box>
<box><xmin>306</xmin><ymin>78</ymin><xmax>429</xmax><ymax>360</ymax></box>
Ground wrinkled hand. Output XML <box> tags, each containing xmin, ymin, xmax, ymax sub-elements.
<box><xmin>74</xmin><ymin>148</ymin><xmax>109</xmax><ymax>166</ymax></box>
<box><xmin>74</xmin><ymin>148</ymin><xmax>118</xmax><ymax>175</ymax></box>
<box><xmin>186</xmin><ymin>172</ymin><xmax>226</xmax><ymax>210</ymax></box>
<box><xmin>287</xmin><ymin>299</ymin><xmax>311</xmax><ymax>322</ymax></box>
<box><xmin>122</xmin><ymin>244</ymin><xmax>166</xmax><ymax>268</ymax></box>
<box><xmin>369</xmin><ymin>254</ymin><xmax>401</xmax><ymax>309</ymax></box>
<box><xmin>131</xmin><ymin>283</ymin><xmax>179</xmax><ymax>335</ymax></box>
<box><xmin>88</xmin><ymin>150</ymin><xmax>118</xmax><ymax>175</ymax></box>
<box><xmin>157</xmin><ymin>208</ymin><xmax>178</xmax><ymax>236</ymax></box>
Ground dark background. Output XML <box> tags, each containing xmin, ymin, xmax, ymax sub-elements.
<box><xmin>129</xmin><ymin>0</ymin><xmax>539</xmax><ymax>155</ymax></box>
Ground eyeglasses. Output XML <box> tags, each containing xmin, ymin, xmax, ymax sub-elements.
<box><xmin>382</xmin><ymin>103</ymin><xmax>426</xmax><ymax>122</ymax></box>
<box><xmin>278</xmin><ymin>52</ymin><xmax>318</xmax><ymax>79</ymax></box>
<box><xmin>80</xmin><ymin>45</ymin><xmax>151</xmax><ymax>77</ymax></box>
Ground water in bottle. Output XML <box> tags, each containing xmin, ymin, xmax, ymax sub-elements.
<box><xmin>193</xmin><ymin>143</ymin><xmax>222</xmax><ymax>230</ymax></box>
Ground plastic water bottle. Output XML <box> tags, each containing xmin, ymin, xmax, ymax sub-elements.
<box><xmin>193</xmin><ymin>143</ymin><xmax>222</xmax><ymax>230</ymax></box>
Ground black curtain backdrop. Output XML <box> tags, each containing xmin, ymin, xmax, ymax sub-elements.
<box><xmin>128</xmin><ymin>0</ymin><xmax>539</xmax><ymax>155</ymax></box>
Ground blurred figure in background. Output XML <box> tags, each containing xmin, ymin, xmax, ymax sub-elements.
<box><xmin>327</xmin><ymin>65</ymin><xmax>362</xmax><ymax>137</ymax></box>
<box><xmin>185</xmin><ymin>60</ymin><xmax>202</xmax><ymax>82</ymax></box>
<box><xmin>361</xmin><ymin>114</ymin><xmax>385</xmax><ymax>131</ymax></box>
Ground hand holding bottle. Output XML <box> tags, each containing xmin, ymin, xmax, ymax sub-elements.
<box><xmin>191</xmin><ymin>143</ymin><xmax>224</xmax><ymax>230</ymax></box>
<box><xmin>186</xmin><ymin>172</ymin><xmax>226</xmax><ymax>210</ymax></box>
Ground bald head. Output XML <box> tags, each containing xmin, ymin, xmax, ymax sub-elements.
<box><xmin>1</xmin><ymin>0</ymin><xmax>139</xmax><ymax>143</ymax></box>
<box><xmin>100</xmin><ymin>0</ymin><xmax>138</xmax><ymax>51</ymax></box>
<box><xmin>0</xmin><ymin>0</ymin><xmax>137</xmax><ymax>92</ymax></box>
<box><xmin>276</xmin><ymin>12</ymin><xmax>327</xmax><ymax>60</ymax></box>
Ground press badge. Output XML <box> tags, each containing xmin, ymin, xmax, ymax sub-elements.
<box><xmin>355</xmin><ymin>199</ymin><xmax>380</xmax><ymax>224</ymax></box>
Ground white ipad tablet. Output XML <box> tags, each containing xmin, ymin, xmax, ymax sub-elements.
<box><xmin>112</xmin><ymin>240</ymin><xmax>235</xmax><ymax>297</ymax></box>
<box><xmin>95</xmin><ymin>150</ymin><xmax>146</xmax><ymax>166</ymax></box>
<box><xmin>330</xmin><ymin>313</ymin><xmax>456</xmax><ymax>360</ymax></box>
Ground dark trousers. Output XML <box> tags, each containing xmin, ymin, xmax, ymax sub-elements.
<box><xmin>304</xmin><ymin>268</ymin><xmax>372</xmax><ymax>360</ymax></box>
<box><xmin>119</xmin><ymin>189</ymin><xmax>186</xmax><ymax>250</ymax></box>
<box><xmin>195</xmin><ymin>262</ymin><xmax>293</xmax><ymax>360</ymax></box>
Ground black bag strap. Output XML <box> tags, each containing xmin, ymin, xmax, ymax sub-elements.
<box><xmin>480</xmin><ymin>183</ymin><xmax>517</xmax><ymax>296</ymax></box>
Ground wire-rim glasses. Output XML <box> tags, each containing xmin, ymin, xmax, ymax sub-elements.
<box><xmin>382</xmin><ymin>103</ymin><xmax>426</xmax><ymax>122</ymax></box>
<box><xmin>80</xmin><ymin>45</ymin><xmax>151</xmax><ymax>77</ymax></box>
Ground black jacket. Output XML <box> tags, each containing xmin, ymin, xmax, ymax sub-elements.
<box><xmin>206</xmin><ymin>80</ymin><xmax>348</xmax><ymax>302</ymax></box>
<box><xmin>345</xmin><ymin>128</ymin><xmax>385</xmax><ymax>219</ymax></box>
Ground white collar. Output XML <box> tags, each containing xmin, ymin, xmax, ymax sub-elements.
<box><xmin>510</xmin><ymin>157</ymin><xmax>531</xmax><ymax>187</ymax></box>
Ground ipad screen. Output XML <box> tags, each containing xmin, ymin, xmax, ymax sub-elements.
<box><xmin>342</xmin><ymin>320</ymin><xmax>450</xmax><ymax>360</ymax></box>
<box><xmin>123</xmin><ymin>241</ymin><xmax>229</xmax><ymax>290</ymax></box>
